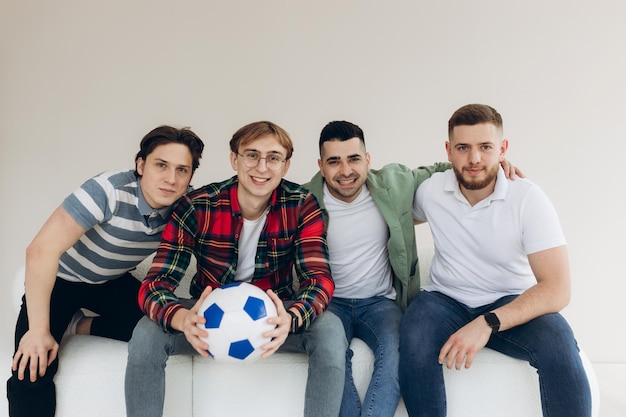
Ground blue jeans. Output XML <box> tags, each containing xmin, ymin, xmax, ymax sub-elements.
<box><xmin>125</xmin><ymin>300</ymin><xmax>347</xmax><ymax>417</ymax></box>
<box><xmin>328</xmin><ymin>296</ymin><xmax>403</xmax><ymax>417</ymax></box>
<box><xmin>399</xmin><ymin>291</ymin><xmax>591</xmax><ymax>417</ymax></box>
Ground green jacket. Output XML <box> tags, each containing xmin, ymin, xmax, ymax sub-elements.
<box><xmin>305</xmin><ymin>162</ymin><xmax>450</xmax><ymax>310</ymax></box>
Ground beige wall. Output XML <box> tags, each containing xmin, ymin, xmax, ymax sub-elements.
<box><xmin>1</xmin><ymin>0</ymin><xmax>625</xmax><ymax>399</ymax></box>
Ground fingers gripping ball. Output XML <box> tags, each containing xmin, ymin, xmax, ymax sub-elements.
<box><xmin>197</xmin><ymin>282</ymin><xmax>278</xmax><ymax>362</ymax></box>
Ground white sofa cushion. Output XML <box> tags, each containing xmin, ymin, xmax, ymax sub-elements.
<box><xmin>54</xmin><ymin>335</ymin><xmax>192</xmax><ymax>417</ymax></box>
<box><xmin>10</xmin><ymin>245</ymin><xmax>599</xmax><ymax>417</ymax></box>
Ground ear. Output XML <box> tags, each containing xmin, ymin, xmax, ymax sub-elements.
<box><xmin>317</xmin><ymin>158</ymin><xmax>323</xmax><ymax>174</ymax></box>
<box><xmin>136</xmin><ymin>158</ymin><xmax>145</xmax><ymax>176</ymax></box>
<box><xmin>281</xmin><ymin>158</ymin><xmax>291</xmax><ymax>176</ymax></box>
<box><xmin>445</xmin><ymin>141</ymin><xmax>452</xmax><ymax>162</ymax></box>
<box><xmin>500</xmin><ymin>138</ymin><xmax>509</xmax><ymax>160</ymax></box>
<box><xmin>230</xmin><ymin>152</ymin><xmax>238</xmax><ymax>171</ymax></box>
<box><xmin>365</xmin><ymin>152</ymin><xmax>371</xmax><ymax>169</ymax></box>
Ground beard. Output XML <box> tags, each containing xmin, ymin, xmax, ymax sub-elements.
<box><xmin>453</xmin><ymin>164</ymin><xmax>499</xmax><ymax>190</ymax></box>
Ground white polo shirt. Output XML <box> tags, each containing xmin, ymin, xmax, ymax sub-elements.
<box><xmin>413</xmin><ymin>167</ymin><xmax>566</xmax><ymax>307</ymax></box>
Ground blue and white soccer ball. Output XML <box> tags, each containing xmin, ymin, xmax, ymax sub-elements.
<box><xmin>197</xmin><ymin>282</ymin><xmax>278</xmax><ymax>362</ymax></box>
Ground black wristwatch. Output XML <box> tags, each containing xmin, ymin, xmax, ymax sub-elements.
<box><xmin>287</xmin><ymin>310</ymin><xmax>304</xmax><ymax>334</ymax></box>
<box><xmin>483</xmin><ymin>312</ymin><xmax>500</xmax><ymax>334</ymax></box>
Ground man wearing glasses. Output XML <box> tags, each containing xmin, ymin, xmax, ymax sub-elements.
<box><xmin>125</xmin><ymin>121</ymin><xmax>347</xmax><ymax>417</ymax></box>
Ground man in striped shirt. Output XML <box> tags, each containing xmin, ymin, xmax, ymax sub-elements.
<box><xmin>8</xmin><ymin>126</ymin><xmax>204</xmax><ymax>417</ymax></box>
<box><xmin>125</xmin><ymin>121</ymin><xmax>347</xmax><ymax>417</ymax></box>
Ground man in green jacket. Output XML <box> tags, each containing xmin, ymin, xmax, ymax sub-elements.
<box><xmin>305</xmin><ymin>120</ymin><xmax>447</xmax><ymax>417</ymax></box>
<box><xmin>305</xmin><ymin>120</ymin><xmax>519</xmax><ymax>417</ymax></box>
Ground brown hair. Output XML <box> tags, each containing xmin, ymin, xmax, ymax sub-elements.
<box><xmin>135</xmin><ymin>125</ymin><xmax>204</xmax><ymax>175</ymax></box>
<box><xmin>229</xmin><ymin>121</ymin><xmax>294</xmax><ymax>160</ymax></box>
<box><xmin>448</xmin><ymin>104</ymin><xmax>503</xmax><ymax>138</ymax></box>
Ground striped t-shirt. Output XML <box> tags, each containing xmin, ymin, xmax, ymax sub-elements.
<box><xmin>58</xmin><ymin>169</ymin><xmax>173</xmax><ymax>284</ymax></box>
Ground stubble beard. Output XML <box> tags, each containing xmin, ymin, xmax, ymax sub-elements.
<box><xmin>329</xmin><ymin>175</ymin><xmax>363</xmax><ymax>202</ymax></box>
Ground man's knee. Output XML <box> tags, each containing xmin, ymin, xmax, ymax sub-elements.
<box><xmin>127</xmin><ymin>316</ymin><xmax>169</xmax><ymax>360</ymax></box>
<box><xmin>316</xmin><ymin>312</ymin><xmax>348</xmax><ymax>344</ymax></box>
<box><xmin>7</xmin><ymin>374</ymin><xmax>56</xmax><ymax>417</ymax></box>
<box><xmin>307</xmin><ymin>312</ymin><xmax>348</xmax><ymax>365</ymax></box>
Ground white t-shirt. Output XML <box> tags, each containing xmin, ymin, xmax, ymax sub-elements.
<box><xmin>413</xmin><ymin>167</ymin><xmax>566</xmax><ymax>307</ymax></box>
<box><xmin>234</xmin><ymin>207</ymin><xmax>270</xmax><ymax>282</ymax></box>
<box><xmin>324</xmin><ymin>183</ymin><xmax>396</xmax><ymax>299</ymax></box>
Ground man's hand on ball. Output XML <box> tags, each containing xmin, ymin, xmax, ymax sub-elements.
<box><xmin>260</xmin><ymin>290</ymin><xmax>290</xmax><ymax>358</ymax></box>
<box><xmin>180</xmin><ymin>287</ymin><xmax>213</xmax><ymax>357</ymax></box>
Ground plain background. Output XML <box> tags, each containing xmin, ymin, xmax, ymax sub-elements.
<box><xmin>1</xmin><ymin>1</ymin><xmax>624</xmax><ymax>416</ymax></box>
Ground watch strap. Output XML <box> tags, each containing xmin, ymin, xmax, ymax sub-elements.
<box><xmin>287</xmin><ymin>310</ymin><xmax>304</xmax><ymax>334</ymax></box>
<box><xmin>484</xmin><ymin>312</ymin><xmax>501</xmax><ymax>334</ymax></box>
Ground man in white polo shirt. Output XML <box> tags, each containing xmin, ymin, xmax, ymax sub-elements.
<box><xmin>399</xmin><ymin>104</ymin><xmax>591</xmax><ymax>417</ymax></box>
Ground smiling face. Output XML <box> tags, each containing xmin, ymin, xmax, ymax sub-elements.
<box><xmin>230</xmin><ymin>134</ymin><xmax>291</xmax><ymax>210</ymax></box>
<box><xmin>318</xmin><ymin>137</ymin><xmax>370</xmax><ymax>203</ymax></box>
<box><xmin>447</xmin><ymin>122</ymin><xmax>508</xmax><ymax>202</ymax></box>
<box><xmin>136</xmin><ymin>142</ymin><xmax>194</xmax><ymax>209</ymax></box>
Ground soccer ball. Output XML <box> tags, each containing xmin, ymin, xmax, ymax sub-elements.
<box><xmin>197</xmin><ymin>282</ymin><xmax>278</xmax><ymax>362</ymax></box>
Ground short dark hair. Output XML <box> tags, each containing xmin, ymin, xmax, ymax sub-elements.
<box><xmin>448</xmin><ymin>104</ymin><xmax>503</xmax><ymax>138</ymax></box>
<box><xmin>319</xmin><ymin>121</ymin><xmax>365</xmax><ymax>152</ymax></box>
<box><xmin>229</xmin><ymin>121</ymin><xmax>294</xmax><ymax>160</ymax></box>
<box><xmin>134</xmin><ymin>125</ymin><xmax>204</xmax><ymax>176</ymax></box>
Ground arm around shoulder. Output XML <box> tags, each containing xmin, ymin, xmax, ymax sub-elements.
<box><xmin>411</xmin><ymin>162</ymin><xmax>451</xmax><ymax>185</ymax></box>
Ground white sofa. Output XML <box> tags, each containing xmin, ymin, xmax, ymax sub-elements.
<box><xmin>11</xmin><ymin>246</ymin><xmax>600</xmax><ymax>417</ymax></box>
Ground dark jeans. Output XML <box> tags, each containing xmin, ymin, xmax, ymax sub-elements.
<box><xmin>399</xmin><ymin>291</ymin><xmax>592</xmax><ymax>417</ymax></box>
<box><xmin>7</xmin><ymin>273</ymin><xmax>143</xmax><ymax>417</ymax></box>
